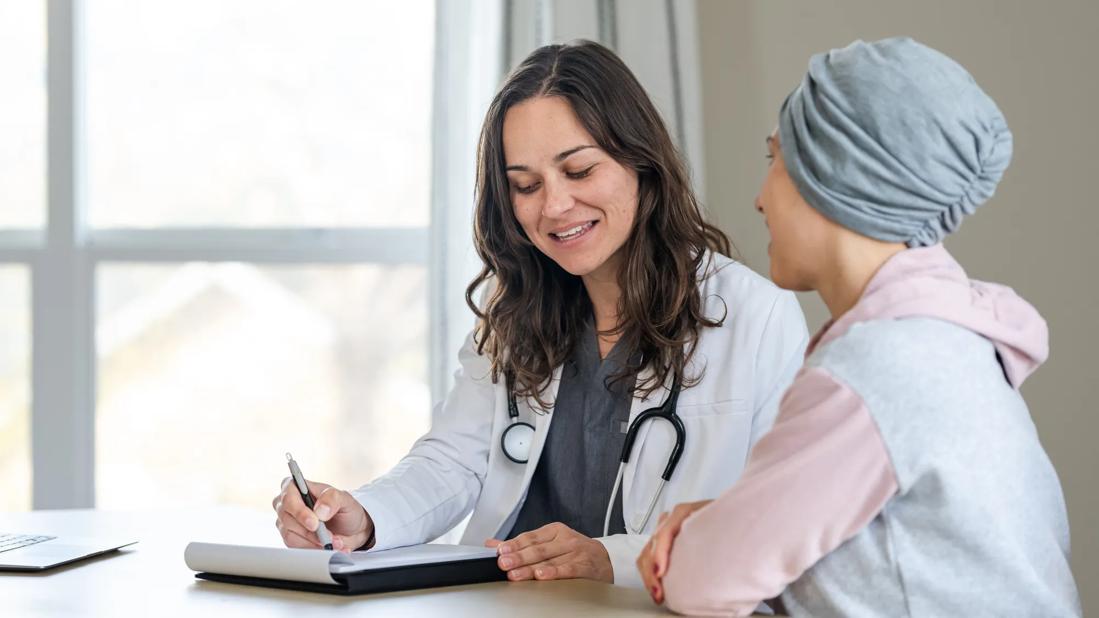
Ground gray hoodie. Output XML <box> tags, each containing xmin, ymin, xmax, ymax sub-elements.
<box><xmin>661</xmin><ymin>245</ymin><xmax>1081</xmax><ymax>617</ymax></box>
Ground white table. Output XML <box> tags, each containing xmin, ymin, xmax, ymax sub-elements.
<box><xmin>0</xmin><ymin>507</ymin><xmax>689</xmax><ymax>617</ymax></box>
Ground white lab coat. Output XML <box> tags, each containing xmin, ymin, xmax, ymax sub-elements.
<box><xmin>352</xmin><ymin>253</ymin><xmax>808</xmax><ymax>588</ymax></box>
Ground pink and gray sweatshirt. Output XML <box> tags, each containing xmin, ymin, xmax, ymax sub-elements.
<box><xmin>661</xmin><ymin>245</ymin><xmax>1081</xmax><ymax>617</ymax></box>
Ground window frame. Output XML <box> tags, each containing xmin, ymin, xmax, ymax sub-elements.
<box><xmin>0</xmin><ymin>0</ymin><xmax>502</xmax><ymax>509</ymax></box>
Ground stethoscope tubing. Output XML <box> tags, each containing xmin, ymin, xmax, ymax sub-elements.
<box><xmin>504</xmin><ymin>372</ymin><xmax>686</xmax><ymax>537</ymax></box>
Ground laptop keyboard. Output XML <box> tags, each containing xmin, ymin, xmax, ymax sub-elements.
<box><xmin>0</xmin><ymin>533</ymin><xmax>56</xmax><ymax>553</ymax></box>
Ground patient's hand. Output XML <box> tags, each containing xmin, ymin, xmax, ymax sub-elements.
<box><xmin>637</xmin><ymin>500</ymin><xmax>712</xmax><ymax>604</ymax></box>
<box><xmin>485</xmin><ymin>522</ymin><xmax>613</xmax><ymax>583</ymax></box>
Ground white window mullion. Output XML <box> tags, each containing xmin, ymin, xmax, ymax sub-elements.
<box><xmin>88</xmin><ymin>228</ymin><xmax>429</xmax><ymax>265</ymax></box>
<box><xmin>0</xmin><ymin>230</ymin><xmax>44</xmax><ymax>262</ymax></box>
<box><xmin>34</xmin><ymin>0</ymin><xmax>94</xmax><ymax>509</ymax></box>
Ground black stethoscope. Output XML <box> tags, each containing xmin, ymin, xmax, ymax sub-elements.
<box><xmin>501</xmin><ymin>372</ymin><xmax>686</xmax><ymax>536</ymax></box>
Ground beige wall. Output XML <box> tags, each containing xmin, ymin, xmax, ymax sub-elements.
<box><xmin>697</xmin><ymin>0</ymin><xmax>1097</xmax><ymax>612</ymax></box>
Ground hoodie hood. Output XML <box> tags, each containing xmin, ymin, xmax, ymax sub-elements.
<box><xmin>808</xmin><ymin>245</ymin><xmax>1048</xmax><ymax>388</ymax></box>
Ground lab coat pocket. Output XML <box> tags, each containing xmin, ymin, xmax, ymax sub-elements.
<box><xmin>624</xmin><ymin>400</ymin><xmax>751</xmax><ymax>530</ymax></box>
<box><xmin>626</xmin><ymin>400</ymin><xmax>755</xmax><ymax>526</ymax></box>
<box><xmin>673</xmin><ymin>399</ymin><xmax>750</xmax><ymax>418</ymax></box>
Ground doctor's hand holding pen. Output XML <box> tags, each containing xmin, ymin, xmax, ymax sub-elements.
<box><xmin>272</xmin><ymin>476</ymin><xmax>376</xmax><ymax>553</ymax></box>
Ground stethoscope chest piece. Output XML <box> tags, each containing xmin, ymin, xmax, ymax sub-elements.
<box><xmin>502</xmin><ymin>371</ymin><xmax>536</xmax><ymax>464</ymax></box>
<box><xmin>501</xmin><ymin>420</ymin><xmax>535</xmax><ymax>464</ymax></box>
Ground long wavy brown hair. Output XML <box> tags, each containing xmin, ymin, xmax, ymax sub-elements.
<box><xmin>466</xmin><ymin>40</ymin><xmax>732</xmax><ymax>409</ymax></box>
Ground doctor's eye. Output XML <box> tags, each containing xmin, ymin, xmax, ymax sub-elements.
<box><xmin>565</xmin><ymin>164</ymin><xmax>596</xmax><ymax>180</ymax></box>
<box><xmin>513</xmin><ymin>182</ymin><xmax>540</xmax><ymax>195</ymax></box>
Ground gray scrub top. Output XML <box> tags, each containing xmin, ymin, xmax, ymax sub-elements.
<box><xmin>508</xmin><ymin>319</ymin><xmax>634</xmax><ymax>539</ymax></box>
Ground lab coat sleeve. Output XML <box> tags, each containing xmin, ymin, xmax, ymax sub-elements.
<box><xmin>596</xmin><ymin>533</ymin><xmax>650</xmax><ymax>588</ymax></box>
<box><xmin>749</xmin><ymin>291</ymin><xmax>809</xmax><ymax>448</ymax></box>
<box><xmin>351</xmin><ymin>331</ymin><xmax>496</xmax><ymax>551</ymax></box>
<box><xmin>661</xmin><ymin>368</ymin><xmax>899</xmax><ymax>616</ymax></box>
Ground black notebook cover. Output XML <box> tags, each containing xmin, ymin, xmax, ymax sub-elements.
<box><xmin>195</xmin><ymin>555</ymin><xmax>507</xmax><ymax>596</ymax></box>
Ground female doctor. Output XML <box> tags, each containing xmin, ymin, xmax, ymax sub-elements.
<box><xmin>272</xmin><ymin>40</ymin><xmax>808</xmax><ymax>589</ymax></box>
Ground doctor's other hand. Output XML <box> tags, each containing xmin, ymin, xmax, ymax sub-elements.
<box><xmin>272</xmin><ymin>478</ymin><xmax>375</xmax><ymax>552</ymax></box>
<box><xmin>637</xmin><ymin>499</ymin><xmax>712</xmax><ymax>604</ymax></box>
<box><xmin>485</xmin><ymin>522</ymin><xmax>613</xmax><ymax>583</ymax></box>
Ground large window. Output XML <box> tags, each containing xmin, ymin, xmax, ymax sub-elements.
<box><xmin>1</xmin><ymin>0</ymin><xmax>451</xmax><ymax>511</ymax></box>
<box><xmin>0</xmin><ymin>1</ymin><xmax>46</xmax><ymax>228</ymax></box>
<box><xmin>86</xmin><ymin>0</ymin><xmax>432</xmax><ymax>229</ymax></box>
<box><xmin>95</xmin><ymin>263</ymin><xmax>429</xmax><ymax>508</ymax></box>
<box><xmin>0</xmin><ymin>267</ymin><xmax>31</xmax><ymax>512</ymax></box>
<box><xmin>0</xmin><ymin>0</ymin><xmax>44</xmax><ymax>511</ymax></box>
<box><xmin>84</xmin><ymin>0</ymin><xmax>435</xmax><ymax>509</ymax></box>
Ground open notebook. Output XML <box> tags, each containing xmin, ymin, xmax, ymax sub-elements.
<box><xmin>185</xmin><ymin>542</ymin><xmax>505</xmax><ymax>595</ymax></box>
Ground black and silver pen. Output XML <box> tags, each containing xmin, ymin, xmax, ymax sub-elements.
<box><xmin>286</xmin><ymin>452</ymin><xmax>334</xmax><ymax>550</ymax></box>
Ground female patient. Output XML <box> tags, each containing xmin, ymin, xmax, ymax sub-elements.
<box><xmin>639</xmin><ymin>38</ymin><xmax>1081</xmax><ymax>616</ymax></box>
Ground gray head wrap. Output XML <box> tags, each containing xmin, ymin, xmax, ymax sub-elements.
<box><xmin>777</xmin><ymin>37</ymin><xmax>1013</xmax><ymax>247</ymax></box>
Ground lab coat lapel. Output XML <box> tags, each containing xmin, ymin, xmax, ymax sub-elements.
<box><xmin>491</xmin><ymin>364</ymin><xmax>562</xmax><ymax>538</ymax></box>
<box><xmin>518</xmin><ymin>365</ymin><xmax>562</xmax><ymax>491</ymax></box>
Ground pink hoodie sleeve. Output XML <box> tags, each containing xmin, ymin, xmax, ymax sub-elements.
<box><xmin>661</xmin><ymin>367</ymin><xmax>899</xmax><ymax>617</ymax></box>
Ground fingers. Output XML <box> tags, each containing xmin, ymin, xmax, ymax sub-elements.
<box><xmin>531</xmin><ymin>555</ymin><xmax>582</xmax><ymax>581</ymax></box>
<box><xmin>497</xmin><ymin>524</ymin><xmax>613</xmax><ymax>583</ymax></box>
<box><xmin>275</xmin><ymin>514</ymin><xmax>320</xmax><ymax>549</ymax></box>
<box><xmin>283</xmin><ymin>486</ymin><xmax>323</xmax><ymax>532</ymax></box>
<box><xmin>650</xmin><ymin>522</ymin><xmax>678</xmax><ymax>579</ymax></box>
<box><xmin>484</xmin><ymin>538</ymin><xmax>503</xmax><ymax>548</ymax></box>
<box><xmin>498</xmin><ymin>525</ymin><xmax>570</xmax><ymax>572</ymax></box>
<box><xmin>503</xmin><ymin>554</ymin><xmax>569</xmax><ymax>581</ymax></box>
<box><xmin>330</xmin><ymin>534</ymin><xmax>355</xmax><ymax>552</ymax></box>
<box><xmin>309</xmin><ymin>483</ymin><xmax>342</xmax><ymax>522</ymax></box>
<box><xmin>637</xmin><ymin>541</ymin><xmax>658</xmax><ymax>596</ymax></box>
<box><xmin>652</xmin><ymin>504</ymin><xmax>695</xmax><ymax>578</ymax></box>
<box><xmin>638</xmin><ymin>539</ymin><xmax>665</xmax><ymax>604</ymax></box>
<box><xmin>639</xmin><ymin>501</ymin><xmax>711</xmax><ymax>604</ymax></box>
<box><xmin>311</xmin><ymin>485</ymin><xmax>373</xmax><ymax>551</ymax></box>
<box><xmin>505</xmin><ymin>565</ymin><xmax>535</xmax><ymax>581</ymax></box>
<box><xmin>521</xmin><ymin>549</ymin><xmax>603</xmax><ymax>581</ymax></box>
<box><xmin>273</xmin><ymin>477</ymin><xmax>332</xmax><ymax>549</ymax></box>
<box><xmin>272</xmin><ymin>483</ymin><xmax>322</xmax><ymax>550</ymax></box>
<box><xmin>496</xmin><ymin>523</ymin><xmax>556</xmax><ymax>556</ymax></box>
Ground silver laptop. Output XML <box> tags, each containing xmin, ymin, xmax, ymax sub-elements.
<box><xmin>0</xmin><ymin>532</ymin><xmax>137</xmax><ymax>571</ymax></box>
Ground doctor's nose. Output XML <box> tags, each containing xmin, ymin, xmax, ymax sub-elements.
<box><xmin>541</xmin><ymin>178</ymin><xmax>576</xmax><ymax>219</ymax></box>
